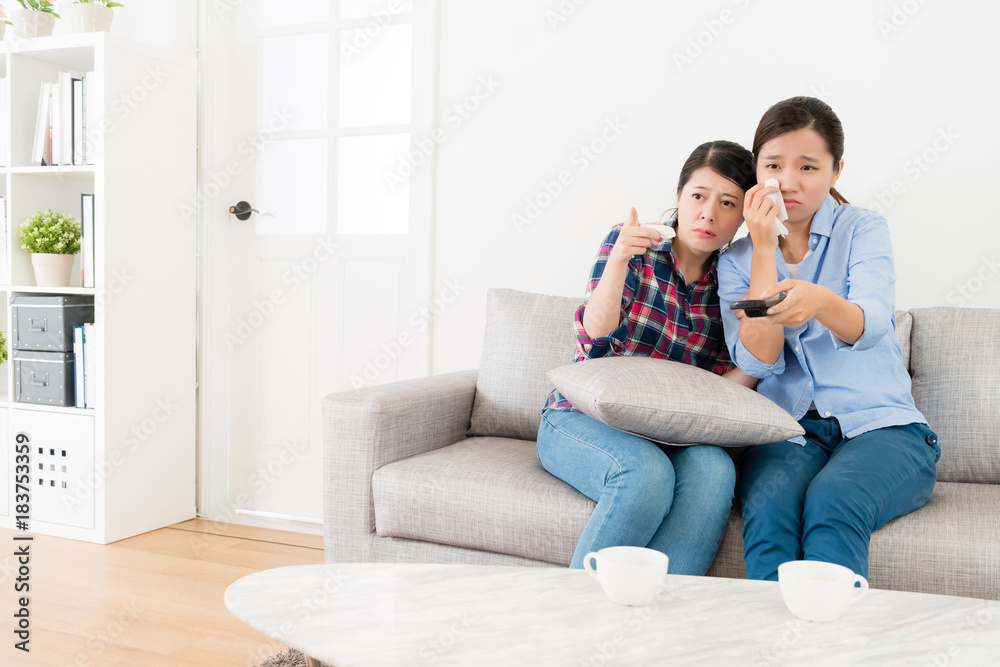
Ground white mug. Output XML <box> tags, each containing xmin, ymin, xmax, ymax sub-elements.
<box><xmin>584</xmin><ymin>546</ymin><xmax>668</xmax><ymax>606</ymax></box>
<box><xmin>778</xmin><ymin>560</ymin><xmax>869</xmax><ymax>622</ymax></box>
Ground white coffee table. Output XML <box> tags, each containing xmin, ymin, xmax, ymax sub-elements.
<box><xmin>225</xmin><ymin>563</ymin><xmax>1000</xmax><ymax>666</ymax></box>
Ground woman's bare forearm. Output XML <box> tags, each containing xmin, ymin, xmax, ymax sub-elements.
<box><xmin>738</xmin><ymin>249</ymin><xmax>785</xmax><ymax>364</ymax></box>
<box><xmin>722</xmin><ymin>367</ymin><xmax>758</xmax><ymax>388</ymax></box>
<box><xmin>581</xmin><ymin>257</ymin><xmax>629</xmax><ymax>340</ymax></box>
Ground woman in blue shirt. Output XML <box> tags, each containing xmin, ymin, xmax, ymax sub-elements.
<box><xmin>717</xmin><ymin>96</ymin><xmax>940</xmax><ymax>582</ymax></box>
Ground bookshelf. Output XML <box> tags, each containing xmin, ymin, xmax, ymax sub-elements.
<box><xmin>0</xmin><ymin>33</ymin><xmax>197</xmax><ymax>543</ymax></box>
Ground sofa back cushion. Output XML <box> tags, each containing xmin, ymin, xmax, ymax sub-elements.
<box><xmin>895</xmin><ymin>309</ymin><xmax>912</xmax><ymax>370</ymax></box>
<box><xmin>468</xmin><ymin>289</ymin><xmax>579</xmax><ymax>440</ymax></box>
<box><xmin>909</xmin><ymin>307</ymin><xmax>1000</xmax><ymax>483</ymax></box>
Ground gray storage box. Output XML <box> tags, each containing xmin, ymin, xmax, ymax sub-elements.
<box><xmin>11</xmin><ymin>295</ymin><xmax>94</xmax><ymax>352</ymax></box>
<box><xmin>14</xmin><ymin>351</ymin><xmax>76</xmax><ymax>407</ymax></box>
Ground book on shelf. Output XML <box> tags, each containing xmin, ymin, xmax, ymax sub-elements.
<box><xmin>83</xmin><ymin>72</ymin><xmax>93</xmax><ymax>165</ymax></box>
<box><xmin>32</xmin><ymin>82</ymin><xmax>54</xmax><ymax>166</ymax></box>
<box><xmin>51</xmin><ymin>74</ymin><xmax>62</xmax><ymax>165</ymax></box>
<box><xmin>74</xmin><ymin>325</ymin><xmax>87</xmax><ymax>409</ymax></box>
<box><xmin>0</xmin><ymin>77</ymin><xmax>7</xmax><ymax>167</ymax></box>
<box><xmin>73</xmin><ymin>76</ymin><xmax>85</xmax><ymax>166</ymax></box>
<box><xmin>83</xmin><ymin>322</ymin><xmax>97</xmax><ymax>409</ymax></box>
<box><xmin>0</xmin><ymin>195</ymin><xmax>7</xmax><ymax>284</ymax></box>
<box><xmin>81</xmin><ymin>193</ymin><xmax>95</xmax><ymax>288</ymax></box>
<box><xmin>32</xmin><ymin>71</ymin><xmax>92</xmax><ymax>166</ymax></box>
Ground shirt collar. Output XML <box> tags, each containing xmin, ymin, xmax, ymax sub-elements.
<box><xmin>662</xmin><ymin>239</ymin><xmax>720</xmax><ymax>287</ymax></box>
<box><xmin>808</xmin><ymin>194</ymin><xmax>839</xmax><ymax>239</ymax></box>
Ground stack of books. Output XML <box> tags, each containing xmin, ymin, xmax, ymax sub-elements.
<box><xmin>32</xmin><ymin>71</ymin><xmax>95</xmax><ymax>166</ymax></box>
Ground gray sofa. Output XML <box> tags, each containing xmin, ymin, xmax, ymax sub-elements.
<box><xmin>323</xmin><ymin>288</ymin><xmax>1000</xmax><ymax>600</ymax></box>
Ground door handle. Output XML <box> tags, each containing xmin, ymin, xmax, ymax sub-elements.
<box><xmin>229</xmin><ymin>201</ymin><xmax>260</xmax><ymax>221</ymax></box>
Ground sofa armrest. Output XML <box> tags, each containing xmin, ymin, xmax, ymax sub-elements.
<box><xmin>322</xmin><ymin>369</ymin><xmax>479</xmax><ymax>562</ymax></box>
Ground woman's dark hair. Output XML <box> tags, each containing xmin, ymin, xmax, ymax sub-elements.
<box><xmin>676</xmin><ymin>140</ymin><xmax>756</xmax><ymax>197</ymax></box>
<box><xmin>752</xmin><ymin>96</ymin><xmax>849</xmax><ymax>204</ymax></box>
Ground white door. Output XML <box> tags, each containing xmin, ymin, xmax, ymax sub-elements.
<box><xmin>198</xmin><ymin>0</ymin><xmax>436</xmax><ymax>524</ymax></box>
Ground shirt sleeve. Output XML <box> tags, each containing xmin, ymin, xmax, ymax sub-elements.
<box><xmin>832</xmin><ymin>213</ymin><xmax>896</xmax><ymax>352</ymax></box>
<box><xmin>716</xmin><ymin>248</ymin><xmax>786</xmax><ymax>379</ymax></box>
<box><xmin>574</xmin><ymin>225</ymin><xmax>637</xmax><ymax>359</ymax></box>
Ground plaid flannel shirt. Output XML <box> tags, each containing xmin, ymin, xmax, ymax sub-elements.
<box><xmin>544</xmin><ymin>223</ymin><xmax>735</xmax><ymax>412</ymax></box>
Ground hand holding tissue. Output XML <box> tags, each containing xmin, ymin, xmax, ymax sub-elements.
<box><xmin>764</xmin><ymin>178</ymin><xmax>790</xmax><ymax>237</ymax></box>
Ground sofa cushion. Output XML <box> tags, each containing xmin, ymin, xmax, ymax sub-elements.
<box><xmin>910</xmin><ymin>307</ymin><xmax>1000</xmax><ymax>483</ymax></box>
<box><xmin>547</xmin><ymin>356</ymin><xmax>804</xmax><ymax>446</ymax></box>
<box><xmin>468</xmin><ymin>289</ymin><xmax>580</xmax><ymax>441</ymax></box>
<box><xmin>372</xmin><ymin>437</ymin><xmax>592</xmax><ymax>565</ymax></box>
<box><xmin>708</xmin><ymin>481</ymin><xmax>1000</xmax><ymax>599</ymax></box>
<box><xmin>866</xmin><ymin>481</ymin><xmax>1000</xmax><ymax>598</ymax></box>
<box><xmin>894</xmin><ymin>309</ymin><xmax>912</xmax><ymax>371</ymax></box>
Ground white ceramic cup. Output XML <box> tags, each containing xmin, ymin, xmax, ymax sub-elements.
<box><xmin>584</xmin><ymin>546</ymin><xmax>668</xmax><ymax>606</ymax></box>
<box><xmin>778</xmin><ymin>560</ymin><xmax>869</xmax><ymax>622</ymax></box>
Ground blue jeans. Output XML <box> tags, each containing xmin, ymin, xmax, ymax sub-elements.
<box><xmin>738</xmin><ymin>411</ymin><xmax>940</xmax><ymax>581</ymax></box>
<box><xmin>537</xmin><ymin>409</ymin><xmax>736</xmax><ymax>574</ymax></box>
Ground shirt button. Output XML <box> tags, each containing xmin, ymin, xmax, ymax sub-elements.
<box><xmin>926</xmin><ymin>433</ymin><xmax>938</xmax><ymax>446</ymax></box>
<box><xmin>808</xmin><ymin>381</ymin><xmax>813</xmax><ymax>387</ymax></box>
<box><xmin>810</xmin><ymin>238</ymin><xmax>817</xmax><ymax>244</ymax></box>
<box><xmin>825</xmin><ymin>411</ymin><xmax>832</xmax><ymax>417</ymax></box>
<box><xmin>795</xmin><ymin>346</ymin><xmax>800</xmax><ymax>352</ymax></box>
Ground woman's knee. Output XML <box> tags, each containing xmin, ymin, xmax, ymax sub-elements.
<box><xmin>619</xmin><ymin>445</ymin><xmax>675</xmax><ymax>492</ymax></box>
<box><xmin>802</xmin><ymin>475</ymin><xmax>872</xmax><ymax>531</ymax></box>
<box><xmin>675</xmin><ymin>445</ymin><xmax>736</xmax><ymax>488</ymax></box>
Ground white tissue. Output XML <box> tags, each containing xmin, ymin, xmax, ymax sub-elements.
<box><xmin>641</xmin><ymin>223</ymin><xmax>676</xmax><ymax>241</ymax></box>
<box><xmin>764</xmin><ymin>178</ymin><xmax>790</xmax><ymax>237</ymax></box>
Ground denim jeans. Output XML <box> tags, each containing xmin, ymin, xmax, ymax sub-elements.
<box><xmin>738</xmin><ymin>411</ymin><xmax>940</xmax><ymax>581</ymax></box>
<box><xmin>537</xmin><ymin>409</ymin><xmax>736</xmax><ymax>574</ymax></box>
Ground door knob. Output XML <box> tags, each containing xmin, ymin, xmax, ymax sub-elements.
<box><xmin>229</xmin><ymin>201</ymin><xmax>259</xmax><ymax>221</ymax></box>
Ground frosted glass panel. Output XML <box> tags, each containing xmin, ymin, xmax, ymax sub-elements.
<box><xmin>341</xmin><ymin>0</ymin><xmax>413</xmax><ymax>20</ymax></box>
<box><xmin>258</xmin><ymin>139</ymin><xmax>328</xmax><ymax>235</ymax></box>
<box><xmin>261</xmin><ymin>34</ymin><xmax>328</xmax><ymax>132</ymax></box>
<box><xmin>339</xmin><ymin>24</ymin><xmax>412</xmax><ymax>127</ymax></box>
<box><xmin>263</xmin><ymin>0</ymin><xmax>329</xmax><ymax>27</ymax></box>
<box><xmin>338</xmin><ymin>134</ymin><xmax>409</xmax><ymax>234</ymax></box>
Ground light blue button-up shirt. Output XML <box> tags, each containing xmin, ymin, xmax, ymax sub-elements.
<box><xmin>717</xmin><ymin>195</ymin><xmax>926</xmax><ymax>445</ymax></box>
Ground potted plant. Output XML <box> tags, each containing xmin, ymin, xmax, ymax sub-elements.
<box><xmin>69</xmin><ymin>0</ymin><xmax>121</xmax><ymax>33</ymax></box>
<box><xmin>20</xmin><ymin>209</ymin><xmax>82</xmax><ymax>287</ymax></box>
<box><xmin>0</xmin><ymin>330</ymin><xmax>6</xmax><ymax>366</ymax></box>
<box><xmin>11</xmin><ymin>0</ymin><xmax>59</xmax><ymax>38</ymax></box>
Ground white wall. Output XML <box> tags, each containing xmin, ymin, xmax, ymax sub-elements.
<box><xmin>431</xmin><ymin>0</ymin><xmax>1000</xmax><ymax>374</ymax></box>
<box><xmin>49</xmin><ymin>0</ymin><xmax>197</xmax><ymax>53</ymax></box>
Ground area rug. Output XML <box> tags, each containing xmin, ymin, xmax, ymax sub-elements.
<box><xmin>256</xmin><ymin>648</ymin><xmax>330</xmax><ymax>667</ymax></box>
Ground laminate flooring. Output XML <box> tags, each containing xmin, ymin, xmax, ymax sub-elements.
<box><xmin>0</xmin><ymin>519</ymin><xmax>324</xmax><ymax>666</ymax></box>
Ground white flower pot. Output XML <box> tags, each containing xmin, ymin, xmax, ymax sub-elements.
<box><xmin>69</xmin><ymin>4</ymin><xmax>113</xmax><ymax>33</ymax></box>
<box><xmin>31</xmin><ymin>253</ymin><xmax>75</xmax><ymax>287</ymax></box>
<box><xmin>0</xmin><ymin>21</ymin><xmax>6</xmax><ymax>41</ymax></box>
<box><xmin>12</xmin><ymin>9</ymin><xmax>56</xmax><ymax>38</ymax></box>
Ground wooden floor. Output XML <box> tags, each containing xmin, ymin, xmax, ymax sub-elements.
<box><xmin>0</xmin><ymin>519</ymin><xmax>324</xmax><ymax>666</ymax></box>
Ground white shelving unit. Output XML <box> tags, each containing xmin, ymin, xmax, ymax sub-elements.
<box><xmin>0</xmin><ymin>33</ymin><xmax>197</xmax><ymax>543</ymax></box>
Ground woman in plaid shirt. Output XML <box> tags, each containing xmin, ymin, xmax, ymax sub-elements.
<box><xmin>538</xmin><ymin>141</ymin><xmax>758</xmax><ymax>573</ymax></box>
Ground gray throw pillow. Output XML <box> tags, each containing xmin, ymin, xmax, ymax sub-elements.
<box><xmin>547</xmin><ymin>357</ymin><xmax>804</xmax><ymax>446</ymax></box>
<box><xmin>468</xmin><ymin>289</ymin><xmax>581</xmax><ymax>441</ymax></box>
